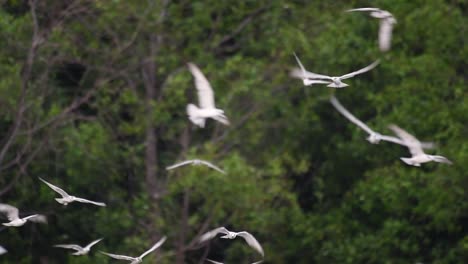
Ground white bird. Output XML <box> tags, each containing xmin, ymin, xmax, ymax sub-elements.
<box><xmin>100</xmin><ymin>236</ymin><xmax>166</xmax><ymax>264</ymax></box>
<box><xmin>0</xmin><ymin>203</ymin><xmax>46</xmax><ymax>227</ymax></box>
<box><xmin>388</xmin><ymin>124</ymin><xmax>452</xmax><ymax>166</ymax></box>
<box><xmin>347</xmin><ymin>7</ymin><xmax>397</xmax><ymax>52</ymax></box>
<box><xmin>166</xmin><ymin>159</ymin><xmax>226</xmax><ymax>174</ymax></box>
<box><xmin>199</xmin><ymin>227</ymin><xmax>264</xmax><ymax>257</ymax></box>
<box><xmin>330</xmin><ymin>96</ymin><xmax>435</xmax><ymax>149</ymax></box>
<box><xmin>186</xmin><ymin>62</ymin><xmax>230</xmax><ymax>128</ymax></box>
<box><xmin>54</xmin><ymin>238</ymin><xmax>103</xmax><ymax>256</ymax></box>
<box><xmin>207</xmin><ymin>259</ymin><xmax>263</xmax><ymax>264</ymax></box>
<box><xmin>39</xmin><ymin>177</ymin><xmax>106</xmax><ymax>207</ymax></box>
<box><xmin>290</xmin><ymin>55</ymin><xmax>380</xmax><ymax>88</ymax></box>
<box><xmin>0</xmin><ymin>246</ymin><xmax>7</xmax><ymax>255</ymax></box>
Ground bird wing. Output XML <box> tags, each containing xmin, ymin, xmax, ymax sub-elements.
<box><xmin>139</xmin><ymin>236</ymin><xmax>167</xmax><ymax>258</ymax></box>
<box><xmin>85</xmin><ymin>238</ymin><xmax>103</xmax><ymax>250</ymax></box>
<box><xmin>199</xmin><ymin>160</ymin><xmax>226</xmax><ymax>174</ymax></box>
<box><xmin>0</xmin><ymin>246</ymin><xmax>6</xmax><ymax>255</ymax></box>
<box><xmin>100</xmin><ymin>251</ymin><xmax>136</xmax><ymax>261</ymax></box>
<box><xmin>346</xmin><ymin>7</ymin><xmax>380</xmax><ymax>12</ymax></box>
<box><xmin>0</xmin><ymin>203</ymin><xmax>19</xmax><ymax>221</ymax></box>
<box><xmin>27</xmin><ymin>214</ymin><xmax>47</xmax><ymax>224</ymax></box>
<box><xmin>252</xmin><ymin>261</ymin><xmax>264</xmax><ymax>264</ymax></box>
<box><xmin>290</xmin><ymin>67</ymin><xmax>332</xmax><ymax>80</ymax></box>
<box><xmin>378</xmin><ymin>134</ymin><xmax>406</xmax><ymax>145</ymax></box>
<box><xmin>166</xmin><ymin>160</ymin><xmax>194</xmax><ymax>170</ymax></box>
<box><xmin>207</xmin><ymin>260</ymin><xmax>224</xmax><ymax>264</ymax></box>
<box><xmin>199</xmin><ymin>227</ymin><xmax>230</xmax><ymax>243</ymax></box>
<box><xmin>378</xmin><ymin>19</ymin><xmax>394</xmax><ymax>52</ymax></box>
<box><xmin>39</xmin><ymin>177</ymin><xmax>69</xmax><ymax>198</ymax></box>
<box><xmin>330</xmin><ymin>96</ymin><xmax>375</xmax><ymax>135</ymax></box>
<box><xmin>388</xmin><ymin>124</ymin><xmax>424</xmax><ymax>156</ymax></box>
<box><xmin>237</xmin><ymin>231</ymin><xmax>264</xmax><ymax>257</ymax></box>
<box><xmin>292</xmin><ymin>53</ymin><xmax>308</xmax><ymax>79</ymax></box>
<box><xmin>73</xmin><ymin>197</ymin><xmax>106</xmax><ymax>207</ymax></box>
<box><xmin>187</xmin><ymin>63</ymin><xmax>216</xmax><ymax>109</ymax></box>
<box><xmin>54</xmin><ymin>244</ymin><xmax>83</xmax><ymax>251</ymax></box>
<box><xmin>340</xmin><ymin>60</ymin><xmax>380</xmax><ymax>79</ymax></box>
<box><xmin>431</xmin><ymin>155</ymin><xmax>453</xmax><ymax>165</ymax></box>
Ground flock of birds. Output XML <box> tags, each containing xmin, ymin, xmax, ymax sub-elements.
<box><xmin>0</xmin><ymin>6</ymin><xmax>453</xmax><ymax>264</ymax></box>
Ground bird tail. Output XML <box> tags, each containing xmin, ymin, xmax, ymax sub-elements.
<box><xmin>431</xmin><ymin>155</ymin><xmax>453</xmax><ymax>165</ymax></box>
<box><xmin>186</xmin><ymin>104</ymin><xmax>205</xmax><ymax>128</ymax></box>
<box><xmin>400</xmin><ymin>157</ymin><xmax>420</xmax><ymax>167</ymax></box>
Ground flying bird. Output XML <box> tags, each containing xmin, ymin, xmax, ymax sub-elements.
<box><xmin>100</xmin><ymin>236</ymin><xmax>166</xmax><ymax>264</ymax></box>
<box><xmin>290</xmin><ymin>55</ymin><xmax>380</xmax><ymax>88</ymax></box>
<box><xmin>330</xmin><ymin>96</ymin><xmax>435</xmax><ymax>149</ymax></box>
<box><xmin>388</xmin><ymin>124</ymin><xmax>452</xmax><ymax>166</ymax></box>
<box><xmin>0</xmin><ymin>246</ymin><xmax>7</xmax><ymax>255</ymax></box>
<box><xmin>207</xmin><ymin>259</ymin><xmax>263</xmax><ymax>264</ymax></box>
<box><xmin>0</xmin><ymin>203</ymin><xmax>46</xmax><ymax>227</ymax></box>
<box><xmin>54</xmin><ymin>238</ymin><xmax>103</xmax><ymax>256</ymax></box>
<box><xmin>199</xmin><ymin>227</ymin><xmax>264</xmax><ymax>257</ymax></box>
<box><xmin>39</xmin><ymin>177</ymin><xmax>106</xmax><ymax>207</ymax></box>
<box><xmin>186</xmin><ymin>62</ymin><xmax>230</xmax><ymax>128</ymax></box>
<box><xmin>166</xmin><ymin>159</ymin><xmax>226</xmax><ymax>174</ymax></box>
<box><xmin>347</xmin><ymin>7</ymin><xmax>397</xmax><ymax>51</ymax></box>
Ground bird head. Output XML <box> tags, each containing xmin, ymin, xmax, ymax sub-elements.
<box><xmin>366</xmin><ymin>133</ymin><xmax>381</xmax><ymax>144</ymax></box>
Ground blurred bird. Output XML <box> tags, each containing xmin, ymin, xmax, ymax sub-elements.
<box><xmin>199</xmin><ymin>227</ymin><xmax>264</xmax><ymax>257</ymax></box>
<box><xmin>207</xmin><ymin>259</ymin><xmax>263</xmax><ymax>264</ymax></box>
<box><xmin>388</xmin><ymin>124</ymin><xmax>452</xmax><ymax>166</ymax></box>
<box><xmin>166</xmin><ymin>159</ymin><xmax>226</xmax><ymax>174</ymax></box>
<box><xmin>291</xmin><ymin>55</ymin><xmax>379</xmax><ymax>88</ymax></box>
<box><xmin>347</xmin><ymin>7</ymin><xmax>397</xmax><ymax>51</ymax></box>
<box><xmin>330</xmin><ymin>96</ymin><xmax>435</xmax><ymax>149</ymax></box>
<box><xmin>54</xmin><ymin>238</ymin><xmax>103</xmax><ymax>256</ymax></box>
<box><xmin>39</xmin><ymin>177</ymin><xmax>106</xmax><ymax>207</ymax></box>
<box><xmin>186</xmin><ymin>63</ymin><xmax>230</xmax><ymax>128</ymax></box>
<box><xmin>100</xmin><ymin>236</ymin><xmax>166</xmax><ymax>264</ymax></box>
<box><xmin>0</xmin><ymin>245</ymin><xmax>6</xmax><ymax>255</ymax></box>
<box><xmin>0</xmin><ymin>203</ymin><xmax>46</xmax><ymax>227</ymax></box>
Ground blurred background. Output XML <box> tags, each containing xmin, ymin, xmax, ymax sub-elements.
<box><xmin>0</xmin><ymin>0</ymin><xmax>466</xmax><ymax>263</ymax></box>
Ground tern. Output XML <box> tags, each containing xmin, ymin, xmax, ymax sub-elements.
<box><xmin>388</xmin><ymin>124</ymin><xmax>452</xmax><ymax>166</ymax></box>
<box><xmin>0</xmin><ymin>246</ymin><xmax>6</xmax><ymax>255</ymax></box>
<box><xmin>54</xmin><ymin>238</ymin><xmax>103</xmax><ymax>255</ymax></box>
<box><xmin>0</xmin><ymin>203</ymin><xmax>46</xmax><ymax>227</ymax></box>
<box><xmin>186</xmin><ymin>62</ymin><xmax>230</xmax><ymax>128</ymax></box>
<box><xmin>347</xmin><ymin>7</ymin><xmax>397</xmax><ymax>51</ymax></box>
<box><xmin>291</xmin><ymin>54</ymin><xmax>379</xmax><ymax>88</ymax></box>
<box><xmin>199</xmin><ymin>227</ymin><xmax>264</xmax><ymax>257</ymax></box>
<box><xmin>39</xmin><ymin>177</ymin><xmax>106</xmax><ymax>207</ymax></box>
<box><xmin>330</xmin><ymin>96</ymin><xmax>435</xmax><ymax>149</ymax></box>
<box><xmin>207</xmin><ymin>259</ymin><xmax>263</xmax><ymax>264</ymax></box>
<box><xmin>166</xmin><ymin>159</ymin><xmax>226</xmax><ymax>174</ymax></box>
<box><xmin>100</xmin><ymin>236</ymin><xmax>166</xmax><ymax>264</ymax></box>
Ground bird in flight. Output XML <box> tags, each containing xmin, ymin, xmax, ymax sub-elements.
<box><xmin>186</xmin><ymin>62</ymin><xmax>230</xmax><ymax>128</ymax></box>
<box><xmin>199</xmin><ymin>227</ymin><xmax>264</xmax><ymax>257</ymax></box>
<box><xmin>39</xmin><ymin>177</ymin><xmax>106</xmax><ymax>207</ymax></box>
<box><xmin>347</xmin><ymin>7</ymin><xmax>397</xmax><ymax>52</ymax></box>
<box><xmin>100</xmin><ymin>236</ymin><xmax>166</xmax><ymax>264</ymax></box>
<box><xmin>330</xmin><ymin>96</ymin><xmax>435</xmax><ymax>149</ymax></box>
<box><xmin>0</xmin><ymin>203</ymin><xmax>46</xmax><ymax>227</ymax></box>
<box><xmin>166</xmin><ymin>159</ymin><xmax>226</xmax><ymax>174</ymax></box>
<box><xmin>291</xmin><ymin>54</ymin><xmax>379</xmax><ymax>88</ymax></box>
<box><xmin>54</xmin><ymin>238</ymin><xmax>103</xmax><ymax>256</ymax></box>
<box><xmin>388</xmin><ymin>124</ymin><xmax>452</xmax><ymax>166</ymax></box>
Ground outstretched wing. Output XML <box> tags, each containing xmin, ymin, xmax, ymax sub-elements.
<box><xmin>199</xmin><ymin>160</ymin><xmax>226</xmax><ymax>174</ymax></box>
<box><xmin>27</xmin><ymin>214</ymin><xmax>47</xmax><ymax>224</ymax></box>
<box><xmin>139</xmin><ymin>236</ymin><xmax>167</xmax><ymax>259</ymax></box>
<box><xmin>388</xmin><ymin>124</ymin><xmax>424</xmax><ymax>156</ymax></box>
<box><xmin>0</xmin><ymin>203</ymin><xmax>19</xmax><ymax>221</ymax></box>
<box><xmin>39</xmin><ymin>177</ymin><xmax>69</xmax><ymax>198</ymax></box>
<box><xmin>378</xmin><ymin>19</ymin><xmax>394</xmax><ymax>52</ymax></box>
<box><xmin>330</xmin><ymin>96</ymin><xmax>375</xmax><ymax>135</ymax></box>
<box><xmin>187</xmin><ymin>63</ymin><xmax>216</xmax><ymax>109</ymax></box>
<box><xmin>340</xmin><ymin>60</ymin><xmax>380</xmax><ymax>79</ymax></box>
<box><xmin>0</xmin><ymin>245</ymin><xmax>6</xmax><ymax>255</ymax></box>
<box><xmin>199</xmin><ymin>227</ymin><xmax>230</xmax><ymax>243</ymax></box>
<box><xmin>54</xmin><ymin>244</ymin><xmax>83</xmax><ymax>251</ymax></box>
<box><xmin>85</xmin><ymin>238</ymin><xmax>103</xmax><ymax>250</ymax></box>
<box><xmin>346</xmin><ymin>7</ymin><xmax>380</xmax><ymax>13</ymax></box>
<box><xmin>73</xmin><ymin>197</ymin><xmax>106</xmax><ymax>207</ymax></box>
<box><xmin>100</xmin><ymin>251</ymin><xmax>136</xmax><ymax>261</ymax></box>
<box><xmin>237</xmin><ymin>231</ymin><xmax>264</xmax><ymax>257</ymax></box>
<box><xmin>166</xmin><ymin>160</ymin><xmax>194</xmax><ymax>171</ymax></box>
<box><xmin>207</xmin><ymin>259</ymin><xmax>224</xmax><ymax>264</ymax></box>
